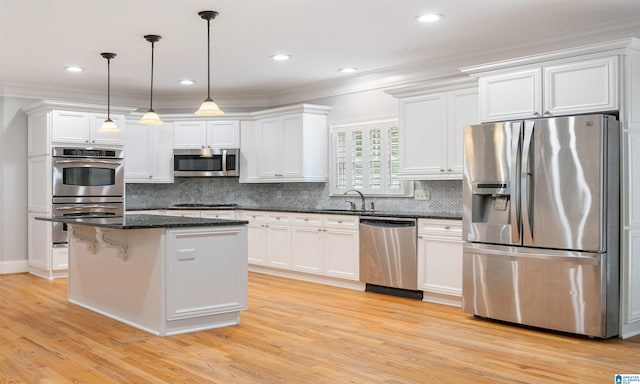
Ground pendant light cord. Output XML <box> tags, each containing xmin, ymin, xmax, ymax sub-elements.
<box><xmin>150</xmin><ymin>40</ymin><xmax>155</xmax><ymax>111</ymax></box>
<box><xmin>206</xmin><ymin>17</ymin><xmax>211</xmax><ymax>101</ymax></box>
<box><xmin>107</xmin><ymin>57</ymin><xmax>111</xmax><ymax>120</ymax></box>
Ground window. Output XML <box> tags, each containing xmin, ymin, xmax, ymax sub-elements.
<box><xmin>330</xmin><ymin>119</ymin><xmax>412</xmax><ymax>196</ymax></box>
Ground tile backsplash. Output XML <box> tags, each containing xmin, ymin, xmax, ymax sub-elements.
<box><xmin>125</xmin><ymin>179</ymin><xmax>462</xmax><ymax>215</ymax></box>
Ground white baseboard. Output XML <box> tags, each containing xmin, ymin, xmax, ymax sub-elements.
<box><xmin>0</xmin><ymin>260</ymin><xmax>29</xmax><ymax>275</ymax></box>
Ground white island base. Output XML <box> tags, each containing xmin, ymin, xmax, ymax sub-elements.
<box><xmin>68</xmin><ymin>224</ymin><xmax>248</xmax><ymax>336</ymax></box>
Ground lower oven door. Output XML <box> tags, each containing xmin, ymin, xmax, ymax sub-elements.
<box><xmin>52</xmin><ymin>201</ymin><xmax>124</xmax><ymax>245</ymax></box>
<box><xmin>53</xmin><ymin>157</ymin><xmax>124</xmax><ymax>196</ymax></box>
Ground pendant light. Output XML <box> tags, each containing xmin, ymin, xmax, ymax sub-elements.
<box><xmin>195</xmin><ymin>10</ymin><xmax>224</xmax><ymax>116</ymax></box>
<box><xmin>98</xmin><ymin>52</ymin><xmax>119</xmax><ymax>133</ymax></box>
<box><xmin>139</xmin><ymin>35</ymin><xmax>164</xmax><ymax>125</ymax></box>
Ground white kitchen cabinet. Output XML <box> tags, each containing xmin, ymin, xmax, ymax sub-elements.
<box><xmin>27</xmin><ymin>155</ymin><xmax>50</xmax><ymax>212</ymax></box>
<box><xmin>28</xmin><ymin>213</ymin><xmax>68</xmax><ymax>279</ymax></box>
<box><xmin>51</xmin><ymin>110</ymin><xmax>126</xmax><ymax>146</ymax></box>
<box><xmin>396</xmin><ymin>86</ymin><xmax>478</xmax><ymax>180</ymax></box>
<box><xmin>322</xmin><ymin>215</ymin><xmax>359</xmax><ymax>280</ymax></box>
<box><xmin>200</xmin><ymin>210</ymin><xmax>237</xmax><ymax>220</ymax></box>
<box><xmin>173</xmin><ymin>120</ymin><xmax>240</xmax><ymax>149</ymax></box>
<box><xmin>242</xmin><ymin>211</ymin><xmax>292</xmax><ymax>267</ymax></box>
<box><xmin>417</xmin><ymin>219</ymin><xmax>463</xmax><ymax>307</ymax></box>
<box><xmin>478</xmin><ymin>56</ymin><xmax>618</xmax><ymax>122</ymax></box>
<box><xmin>242</xmin><ymin>104</ymin><xmax>331</xmax><ymax>183</ymax></box>
<box><xmin>124</xmin><ymin>121</ymin><xmax>173</xmax><ymax>183</ymax></box>
<box><xmin>158</xmin><ymin>210</ymin><xmax>202</xmax><ymax>218</ymax></box>
<box><xmin>291</xmin><ymin>213</ymin><xmax>359</xmax><ymax>280</ymax></box>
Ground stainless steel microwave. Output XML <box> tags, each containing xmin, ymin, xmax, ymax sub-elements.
<box><xmin>173</xmin><ymin>148</ymin><xmax>240</xmax><ymax>177</ymax></box>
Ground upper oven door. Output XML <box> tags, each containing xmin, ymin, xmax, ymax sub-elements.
<box><xmin>53</xmin><ymin>157</ymin><xmax>124</xmax><ymax>197</ymax></box>
<box><xmin>173</xmin><ymin>148</ymin><xmax>239</xmax><ymax>177</ymax></box>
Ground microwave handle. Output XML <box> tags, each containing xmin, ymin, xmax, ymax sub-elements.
<box><xmin>222</xmin><ymin>149</ymin><xmax>227</xmax><ymax>176</ymax></box>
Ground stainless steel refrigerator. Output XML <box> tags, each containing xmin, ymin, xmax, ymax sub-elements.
<box><xmin>462</xmin><ymin>114</ymin><xmax>619</xmax><ymax>338</ymax></box>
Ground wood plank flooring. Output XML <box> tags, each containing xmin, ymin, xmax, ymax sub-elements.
<box><xmin>0</xmin><ymin>272</ymin><xmax>638</xmax><ymax>383</ymax></box>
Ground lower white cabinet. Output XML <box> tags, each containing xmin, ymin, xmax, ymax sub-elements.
<box><xmin>200</xmin><ymin>210</ymin><xmax>237</xmax><ymax>220</ymax></box>
<box><xmin>291</xmin><ymin>213</ymin><xmax>359</xmax><ymax>280</ymax></box>
<box><xmin>28</xmin><ymin>213</ymin><xmax>68</xmax><ymax>279</ymax></box>
<box><xmin>242</xmin><ymin>210</ymin><xmax>360</xmax><ymax>283</ymax></box>
<box><xmin>417</xmin><ymin>219</ymin><xmax>463</xmax><ymax>306</ymax></box>
<box><xmin>242</xmin><ymin>211</ymin><xmax>292</xmax><ymax>268</ymax></box>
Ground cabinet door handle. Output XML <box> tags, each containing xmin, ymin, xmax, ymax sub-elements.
<box><xmin>533</xmin><ymin>111</ymin><xmax>540</xmax><ymax>116</ymax></box>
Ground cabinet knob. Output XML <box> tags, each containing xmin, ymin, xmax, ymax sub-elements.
<box><xmin>447</xmin><ymin>168</ymin><xmax>452</xmax><ymax>172</ymax></box>
<box><xmin>337</xmin><ymin>220</ymin><xmax>343</xmax><ymax>224</ymax></box>
<box><xmin>440</xmin><ymin>169</ymin><xmax>445</xmax><ymax>172</ymax></box>
<box><xmin>418</xmin><ymin>235</ymin><xmax>424</xmax><ymax>239</ymax></box>
<box><xmin>85</xmin><ymin>140</ymin><xmax>89</xmax><ymax>143</ymax></box>
<box><xmin>317</xmin><ymin>229</ymin><xmax>322</xmax><ymax>232</ymax></box>
<box><xmin>444</xmin><ymin>226</ymin><xmax>450</xmax><ymax>230</ymax></box>
<box><xmin>304</xmin><ymin>218</ymin><xmax>309</xmax><ymax>222</ymax></box>
<box><xmin>544</xmin><ymin>111</ymin><xmax>551</xmax><ymax>115</ymax></box>
<box><xmin>91</xmin><ymin>140</ymin><xmax>96</xmax><ymax>143</ymax></box>
<box><xmin>533</xmin><ymin>112</ymin><xmax>540</xmax><ymax>116</ymax></box>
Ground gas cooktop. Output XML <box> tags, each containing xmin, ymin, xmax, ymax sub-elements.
<box><xmin>172</xmin><ymin>203</ymin><xmax>239</xmax><ymax>208</ymax></box>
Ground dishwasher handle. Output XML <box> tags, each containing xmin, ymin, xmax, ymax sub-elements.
<box><xmin>360</xmin><ymin>219</ymin><xmax>416</xmax><ymax>228</ymax></box>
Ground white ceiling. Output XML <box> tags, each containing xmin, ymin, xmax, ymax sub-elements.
<box><xmin>1</xmin><ymin>0</ymin><xmax>640</xmax><ymax>109</ymax></box>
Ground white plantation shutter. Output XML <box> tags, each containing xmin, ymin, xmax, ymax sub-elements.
<box><xmin>330</xmin><ymin>119</ymin><xmax>411</xmax><ymax>196</ymax></box>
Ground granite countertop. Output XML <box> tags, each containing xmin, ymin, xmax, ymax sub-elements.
<box><xmin>36</xmin><ymin>214</ymin><xmax>249</xmax><ymax>230</ymax></box>
<box><xmin>129</xmin><ymin>205</ymin><xmax>462</xmax><ymax>220</ymax></box>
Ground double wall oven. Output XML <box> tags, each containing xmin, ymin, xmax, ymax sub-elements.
<box><xmin>52</xmin><ymin>147</ymin><xmax>124</xmax><ymax>246</ymax></box>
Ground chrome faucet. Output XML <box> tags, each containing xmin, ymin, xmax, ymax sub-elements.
<box><xmin>344</xmin><ymin>189</ymin><xmax>366</xmax><ymax>211</ymax></box>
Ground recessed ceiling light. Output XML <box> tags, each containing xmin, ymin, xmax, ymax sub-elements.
<box><xmin>271</xmin><ymin>54</ymin><xmax>291</xmax><ymax>61</ymax></box>
<box><xmin>416</xmin><ymin>13</ymin><xmax>442</xmax><ymax>23</ymax></box>
<box><xmin>65</xmin><ymin>66</ymin><xmax>83</xmax><ymax>72</ymax></box>
<box><xmin>178</xmin><ymin>79</ymin><xmax>195</xmax><ymax>85</ymax></box>
<box><xmin>339</xmin><ymin>67</ymin><xmax>358</xmax><ymax>73</ymax></box>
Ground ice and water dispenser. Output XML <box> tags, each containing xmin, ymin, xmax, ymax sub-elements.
<box><xmin>463</xmin><ymin>121</ymin><xmax>521</xmax><ymax>246</ymax></box>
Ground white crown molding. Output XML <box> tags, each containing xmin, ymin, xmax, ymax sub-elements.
<box><xmin>384</xmin><ymin>75</ymin><xmax>477</xmax><ymax>98</ymax></box>
<box><xmin>460</xmin><ymin>37</ymin><xmax>640</xmax><ymax>76</ymax></box>
<box><xmin>22</xmin><ymin>99</ymin><xmax>137</xmax><ymax>115</ymax></box>
<box><xmin>251</xmin><ymin>103</ymin><xmax>332</xmax><ymax>119</ymax></box>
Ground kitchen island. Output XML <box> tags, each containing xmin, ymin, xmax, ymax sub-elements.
<box><xmin>36</xmin><ymin>214</ymin><xmax>249</xmax><ymax>336</ymax></box>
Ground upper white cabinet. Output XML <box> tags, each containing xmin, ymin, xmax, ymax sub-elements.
<box><xmin>52</xmin><ymin>110</ymin><xmax>126</xmax><ymax>146</ymax></box>
<box><xmin>241</xmin><ymin>104</ymin><xmax>331</xmax><ymax>183</ymax></box>
<box><xmin>392</xmin><ymin>84</ymin><xmax>478</xmax><ymax>180</ymax></box>
<box><xmin>124</xmin><ymin>121</ymin><xmax>174</xmax><ymax>183</ymax></box>
<box><xmin>173</xmin><ymin>120</ymin><xmax>240</xmax><ymax>149</ymax></box>
<box><xmin>477</xmin><ymin>56</ymin><xmax>619</xmax><ymax>122</ymax></box>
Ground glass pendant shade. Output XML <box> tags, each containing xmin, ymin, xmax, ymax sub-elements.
<box><xmin>99</xmin><ymin>118</ymin><xmax>119</xmax><ymax>133</ymax></box>
<box><xmin>195</xmin><ymin>99</ymin><xmax>224</xmax><ymax>116</ymax></box>
<box><xmin>139</xmin><ymin>110</ymin><xmax>164</xmax><ymax>125</ymax></box>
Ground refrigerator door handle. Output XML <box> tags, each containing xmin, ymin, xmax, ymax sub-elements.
<box><xmin>521</xmin><ymin>120</ymin><xmax>535</xmax><ymax>244</ymax></box>
<box><xmin>510</xmin><ymin>121</ymin><xmax>522</xmax><ymax>244</ymax></box>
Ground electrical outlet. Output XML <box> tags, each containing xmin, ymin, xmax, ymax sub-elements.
<box><xmin>415</xmin><ymin>190</ymin><xmax>430</xmax><ymax>201</ymax></box>
<box><xmin>302</xmin><ymin>191</ymin><xmax>309</xmax><ymax>198</ymax></box>
<box><xmin>276</xmin><ymin>191</ymin><xmax>282</xmax><ymax>198</ymax></box>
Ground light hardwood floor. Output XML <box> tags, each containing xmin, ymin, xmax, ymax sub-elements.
<box><xmin>0</xmin><ymin>272</ymin><xmax>638</xmax><ymax>383</ymax></box>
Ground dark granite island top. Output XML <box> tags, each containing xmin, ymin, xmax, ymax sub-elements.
<box><xmin>36</xmin><ymin>214</ymin><xmax>249</xmax><ymax>229</ymax></box>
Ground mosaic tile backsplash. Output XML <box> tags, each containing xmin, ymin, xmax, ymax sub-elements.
<box><xmin>126</xmin><ymin>179</ymin><xmax>462</xmax><ymax>215</ymax></box>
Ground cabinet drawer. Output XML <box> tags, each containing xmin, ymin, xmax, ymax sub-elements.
<box><xmin>242</xmin><ymin>211</ymin><xmax>268</xmax><ymax>223</ymax></box>
<box><xmin>293</xmin><ymin>213</ymin><xmax>323</xmax><ymax>227</ymax></box>
<box><xmin>267</xmin><ymin>213</ymin><xmax>292</xmax><ymax>225</ymax></box>
<box><xmin>418</xmin><ymin>219</ymin><xmax>462</xmax><ymax>239</ymax></box>
<box><xmin>201</xmin><ymin>210</ymin><xmax>236</xmax><ymax>220</ymax></box>
<box><xmin>323</xmin><ymin>215</ymin><xmax>359</xmax><ymax>230</ymax></box>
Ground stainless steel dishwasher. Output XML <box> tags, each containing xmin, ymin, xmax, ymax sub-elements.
<box><xmin>359</xmin><ymin>217</ymin><xmax>421</xmax><ymax>299</ymax></box>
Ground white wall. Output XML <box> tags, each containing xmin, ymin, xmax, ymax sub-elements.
<box><xmin>306</xmin><ymin>88</ymin><xmax>398</xmax><ymax>125</ymax></box>
<box><xmin>0</xmin><ymin>96</ymin><xmax>36</xmax><ymax>273</ymax></box>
